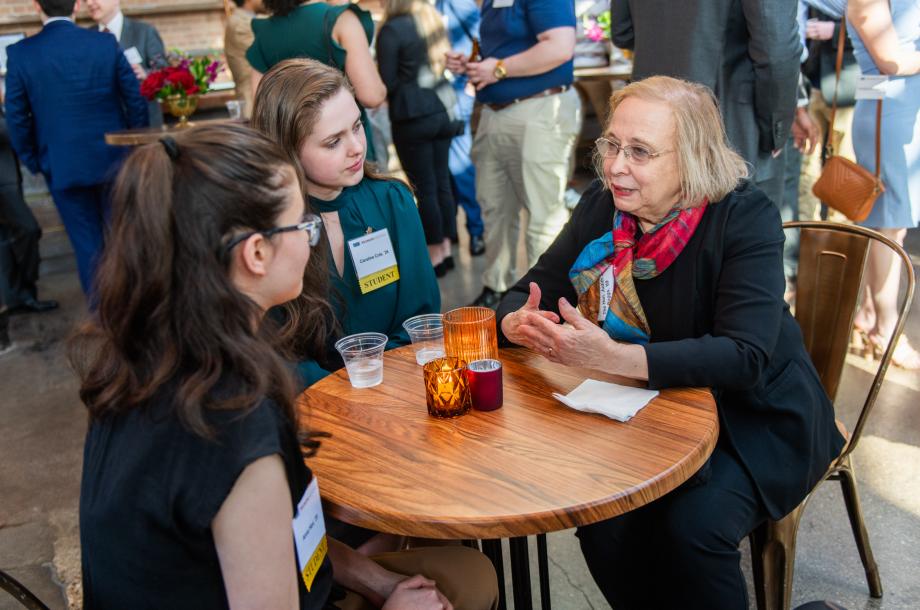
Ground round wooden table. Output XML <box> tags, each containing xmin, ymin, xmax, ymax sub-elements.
<box><xmin>300</xmin><ymin>345</ymin><xmax>717</xmax><ymax>609</ymax></box>
<box><xmin>299</xmin><ymin>345</ymin><xmax>717</xmax><ymax>538</ymax></box>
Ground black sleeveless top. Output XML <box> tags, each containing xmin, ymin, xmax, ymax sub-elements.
<box><xmin>80</xmin><ymin>390</ymin><xmax>336</xmax><ymax>609</ymax></box>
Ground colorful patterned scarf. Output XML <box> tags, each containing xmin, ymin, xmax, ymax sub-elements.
<box><xmin>568</xmin><ymin>204</ymin><xmax>707</xmax><ymax>344</ymax></box>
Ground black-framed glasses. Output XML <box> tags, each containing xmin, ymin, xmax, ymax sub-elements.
<box><xmin>595</xmin><ymin>137</ymin><xmax>672</xmax><ymax>165</ymax></box>
<box><xmin>223</xmin><ymin>214</ymin><xmax>323</xmax><ymax>257</ymax></box>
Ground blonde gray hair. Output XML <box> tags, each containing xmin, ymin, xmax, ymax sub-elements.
<box><xmin>593</xmin><ymin>76</ymin><xmax>749</xmax><ymax>207</ymax></box>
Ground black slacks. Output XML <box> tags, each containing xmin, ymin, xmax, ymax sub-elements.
<box><xmin>392</xmin><ymin>112</ymin><xmax>458</xmax><ymax>245</ymax></box>
<box><xmin>0</xmin><ymin>182</ymin><xmax>42</xmax><ymax>309</ymax></box>
<box><xmin>576</xmin><ymin>446</ymin><xmax>768</xmax><ymax>610</ymax></box>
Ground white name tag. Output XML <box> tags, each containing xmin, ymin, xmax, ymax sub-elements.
<box><xmin>598</xmin><ymin>265</ymin><xmax>614</xmax><ymax>321</ymax></box>
<box><xmin>347</xmin><ymin>228</ymin><xmax>399</xmax><ymax>294</ymax></box>
<box><xmin>292</xmin><ymin>478</ymin><xmax>328</xmax><ymax>592</ymax></box>
<box><xmin>493</xmin><ymin>0</ymin><xmax>514</xmax><ymax>7</ymax></box>
<box><xmin>855</xmin><ymin>74</ymin><xmax>888</xmax><ymax>100</ymax></box>
<box><xmin>123</xmin><ymin>46</ymin><xmax>142</xmax><ymax>66</ymax></box>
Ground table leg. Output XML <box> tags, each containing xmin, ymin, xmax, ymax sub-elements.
<box><xmin>481</xmin><ymin>539</ymin><xmax>507</xmax><ymax>610</ymax></box>
<box><xmin>537</xmin><ymin>534</ymin><xmax>551</xmax><ymax>610</ymax></box>
<box><xmin>510</xmin><ymin>537</ymin><xmax>533</xmax><ymax>610</ymax></box>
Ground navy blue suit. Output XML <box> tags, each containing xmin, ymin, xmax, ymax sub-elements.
<box><xmin>5</xmin><ymin>18</ymin><xmax>148</xmax><ymax>295</ymax></box>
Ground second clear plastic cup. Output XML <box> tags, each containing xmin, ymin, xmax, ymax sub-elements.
<box><xmin>402</xmin><ymin>313</ymin><xmax>445</xmax><ymax>365</ymax></box>
<box><xmin>335</xmin><ymin>332</ymin><xmax>388</xmax><ymax>388</ymax></box>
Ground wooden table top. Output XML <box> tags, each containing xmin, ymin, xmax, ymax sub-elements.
<box><xmin>104</xmin><ymin>118</ymin><xmax>238</xmax><ymax>146</ymax></box>
<box><xmin>298</xmin><ymin>345</ymin><xmax>718</xmax><ymax>539</ymax></box>
<box><xmin>574</xmin><ymin>63</ymin><xmax>633</xmax><ymax>83</ymax></box>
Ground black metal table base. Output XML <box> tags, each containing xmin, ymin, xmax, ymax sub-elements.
<box><xmin>480</xmin><ymin>534</ymin><xmax>551</xmax><ymax>610</ymax></box>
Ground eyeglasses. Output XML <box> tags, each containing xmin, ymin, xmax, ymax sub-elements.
<box><xmin>595</xmin><ymin>137</ymin><xmax>671</xmax><ymax>165</ymax></box>
<box><xmin>223</xmin><ymin>214</ymin><xmax>323</xmax><ymax>257</ymax></box>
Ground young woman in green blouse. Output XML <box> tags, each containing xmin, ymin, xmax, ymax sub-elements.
<box><xmin>252</xmin><ymin>58</ymin><xmax>441</xmax><ymax>389</ymax></box>
<box><xmin>246</xmin><ymin>0</ymin><xmax>386</xmax><ymax>162</ymax></box>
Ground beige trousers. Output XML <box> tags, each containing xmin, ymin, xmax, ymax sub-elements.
<box><xmin>334</xmin><ymin>546</ymin><xmax>500</xmax><ymax>610</ymax></box>
<box><xmin>472</xmin><ymin>87</ymin><xmax>582</xmax><ymax>292</ymax></box>
<box><xmin>799</xmin><ymin>89</ymin><xmax>855</xmax><ymax>223</ymax></box>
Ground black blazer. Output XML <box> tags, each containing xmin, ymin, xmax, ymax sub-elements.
<box><xmin>497</xmin><ymin>180</ymin><xmax>845</xmax><ymax>520</ymax></box>
<box><xmin>376</xmin><ymin>15</ymin><xmax>452</xmax><ymax>124</ymax></box>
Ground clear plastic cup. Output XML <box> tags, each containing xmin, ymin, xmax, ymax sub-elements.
<box><xmin>225</xmin><ymin>99</ymin><xmax>244</xmax><ymax>120</ymax></box>
<box><xmin>402</xmin><ymin>314</ymin><xmax>445</xmax><ymax>365</ymax></box>
<box><xmin>335</xmin><ymin>332</ymin><xmax>388</xmax><ymax>388</ymax></box>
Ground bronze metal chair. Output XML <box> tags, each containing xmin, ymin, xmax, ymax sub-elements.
<box><xmin>749</xmin><ymin>221</ymin><xmax>916</xmax><ymax>610</ymax></box>
<box><xmin>0</xmin><ymin>570</ymin><xmax>51</xmax><ymax>610</ymax></box>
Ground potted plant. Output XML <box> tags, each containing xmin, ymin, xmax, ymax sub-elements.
<box><xmin>581</xmin><ymin>10</ymin><xmax>630</xmax><ymax>66</ymax></box>
<box><xmin>141</xmin><ymin>53</ymin><xmax>222</xmax><ymax>127</ymax></box>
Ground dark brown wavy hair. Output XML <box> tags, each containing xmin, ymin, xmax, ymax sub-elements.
<box><xmin>263</xmin><ymin>0</ymin><xmax>305</xmax><ymax>18</ymax></box>
<box><xmin>69</xmin><ymin>124</ymin><xmax>333</xmax><ymax>450</ymax></box>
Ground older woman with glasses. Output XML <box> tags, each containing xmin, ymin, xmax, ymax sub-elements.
<box><xmin>496</xmin><ymin>76</ymin><xmax>845</xmax><ymax>609</ymax></box>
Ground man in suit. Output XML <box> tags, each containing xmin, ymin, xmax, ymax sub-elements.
<box><xmin>612</xmin><ymin>0</ymin><xmax>802</xmax><ymax>207</ymax></box>
<box><xmin>5</xmin><ymin>0</ymin><xmax>148</xmax><ymax>298</ymax></box>
<box><xmin>0</xmin><ymin>108</ymin><xmax>58</xmax><ymax>317</ymax></box>
<box><xmin>224</xmin><ymin>0</ymin><xmax>264</xmax><ymax>119</ymax></box>
<box><xmin>86</xmin><ymin>0</ymin><xmax>167</xmax><ymax>125</ymax></box>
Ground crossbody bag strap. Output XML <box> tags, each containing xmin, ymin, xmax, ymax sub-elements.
<box><xmin>827</xmin><ymin>20</ymin><xmax>882</xmax><ymax>185</ymax></box>
<box><xmin>825</xmin><ymin>19</ymin><xmax>848</xmax><ymax>155</ymax></box>
<box><xmin>874</xmin><ymin>99</ymin><xmax>882</xmax><ymax>183</ymax></box>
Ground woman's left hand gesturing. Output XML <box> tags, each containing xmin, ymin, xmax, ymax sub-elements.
<box><xmin>515</xmin><ymin>297</ymin><xmax>618</xmax><ymax>369</ymax></box>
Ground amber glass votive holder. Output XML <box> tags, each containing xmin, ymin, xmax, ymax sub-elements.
<box><xmin>443</xmin><ymin>307</ymin><xmax>499</xmax><ymax>363</ymax></box>
<box><xmin>422</xmin><ymin>356</ymin><xmax>472</xmax><ymax>418</ymax></box>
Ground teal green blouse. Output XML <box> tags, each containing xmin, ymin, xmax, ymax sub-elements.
<box><xmin>297</xmin><ymin>177</ymin><xmax>440</xmax><ymax>387</ymax></box>
<box><xmin>246</xmin><ymin>2</ymin><xmax>377</xmax><ymax>161</ymax></box>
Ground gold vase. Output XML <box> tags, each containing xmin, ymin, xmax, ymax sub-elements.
<box><xmin>162</xmin><ymin>94</ymin><xmax>199</xmax><ymax>128</ymax></box>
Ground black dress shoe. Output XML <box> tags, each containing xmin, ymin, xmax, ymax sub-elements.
<box><xmin>9</xmin><ymin>298</ymin><xmax>59</xmax><ymax>315</ymax></box>
<box><xmin>434</xmin><ymin>262</ymin><xmax>448</xmax><ymax>278</ymax></box>
<box><xmin>471</xmin><ymin>287</ymin><xmax>502</xmax><ymax>309</ymax></box>
<box><xmin>443</xmin><ymin>255</ymin><xmax>455</xmax><ymax>271</ymax></box>
<box><xmin>0</xmin><ymin>310</ymin><xmax>11</xmax><ymax>354</ymax></box>
<box><xmin>469</xmin><ymin>235</ymin><xmax>486</xmax><ymax>257</ymax></box>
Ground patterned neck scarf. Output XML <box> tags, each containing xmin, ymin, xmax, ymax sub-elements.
<box><xmin>568</xmin><ymin>203</ymin><xmax>707</xmax><ymax>344</ymax></box>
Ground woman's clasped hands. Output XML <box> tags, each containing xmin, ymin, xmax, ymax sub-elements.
<box><xmin>501</xmin><ymin>282</ymin><xmax>619</xmax><ymax>369</ymax></box>
<box><xmin>382</xmin><ymin>575</ymin><xmax>453</xmax><ymax>610</ymax></box>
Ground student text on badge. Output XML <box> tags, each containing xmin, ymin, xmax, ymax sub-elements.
<box><xmin>349</xmin><ymin>229</ymin><xmax>400</xmax><ymax>294</ymax></box>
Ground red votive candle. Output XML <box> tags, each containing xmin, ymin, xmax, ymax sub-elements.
<box><xmin>466</xmin><ymin>359</ymin><xmax>503</xmax><ymax>411</ymax></box>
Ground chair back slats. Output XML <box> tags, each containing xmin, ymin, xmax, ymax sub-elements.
<box><xmin>795</xmin><ymin>229</ymin><xmax>869</xmax><ymax>401</ymax></box>
<box><xmin>784</xmin><ymin>221</ymin><xmax>916</xmax><ymax>464</ymax></box>
<box><xmin>0</xmin><ymin>570</ymin><xmax>51</xmax><ymax>610</ymax></box>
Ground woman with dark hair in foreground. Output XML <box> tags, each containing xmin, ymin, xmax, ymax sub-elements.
<box><xmin>74</xmin><ymin>123</ymin><xmax>497</xmax><ymax>610</ymax></box>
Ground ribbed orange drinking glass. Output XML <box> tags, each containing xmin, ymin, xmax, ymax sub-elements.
<box><xmin>442</xmin><ymin>306</ymin><xmax>498</xmax><ymax>363</ymax></box>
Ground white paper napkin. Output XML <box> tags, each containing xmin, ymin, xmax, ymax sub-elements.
<box><xmin>552</xmin><ymin>379</ymin><xmax>659</xmax><ymax>422</ymax></box>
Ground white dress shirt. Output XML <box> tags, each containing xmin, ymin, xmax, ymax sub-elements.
<box><xmin>99</xmin><ymin>10</ymin><xmax>125</xmax><ymax>42</ymax></box>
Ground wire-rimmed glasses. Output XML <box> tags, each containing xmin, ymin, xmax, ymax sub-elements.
<box><xmin>595</xmin><ymin>137</ymin><xmax>672</xmax><ymax>165</ymax></box>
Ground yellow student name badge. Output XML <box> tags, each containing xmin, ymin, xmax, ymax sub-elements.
<box><xmin>292</xmin><ymin>478</ymin><xmax>327</xmax><ymax>591</ymax></box>
<box><xmin>347</xmin><ymin>228</ymin><xmax>400</xmax><ymax>294</ymax></box>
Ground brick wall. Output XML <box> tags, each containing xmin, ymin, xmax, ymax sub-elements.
<box><xmin>0</xmin><ymin>0</ymin><xmax>228</xmax><ymax>52</ymax></box>
<box><xmin>1</xmin><ymin>0</ymin><xmax>384</xmax><ymax>52</ymax></box>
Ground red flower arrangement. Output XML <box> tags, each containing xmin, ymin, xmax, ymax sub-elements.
<box><xmin>141</xmin><ymin>53</ymin><xmax>221</xmax><ymax>101</ymax></box>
